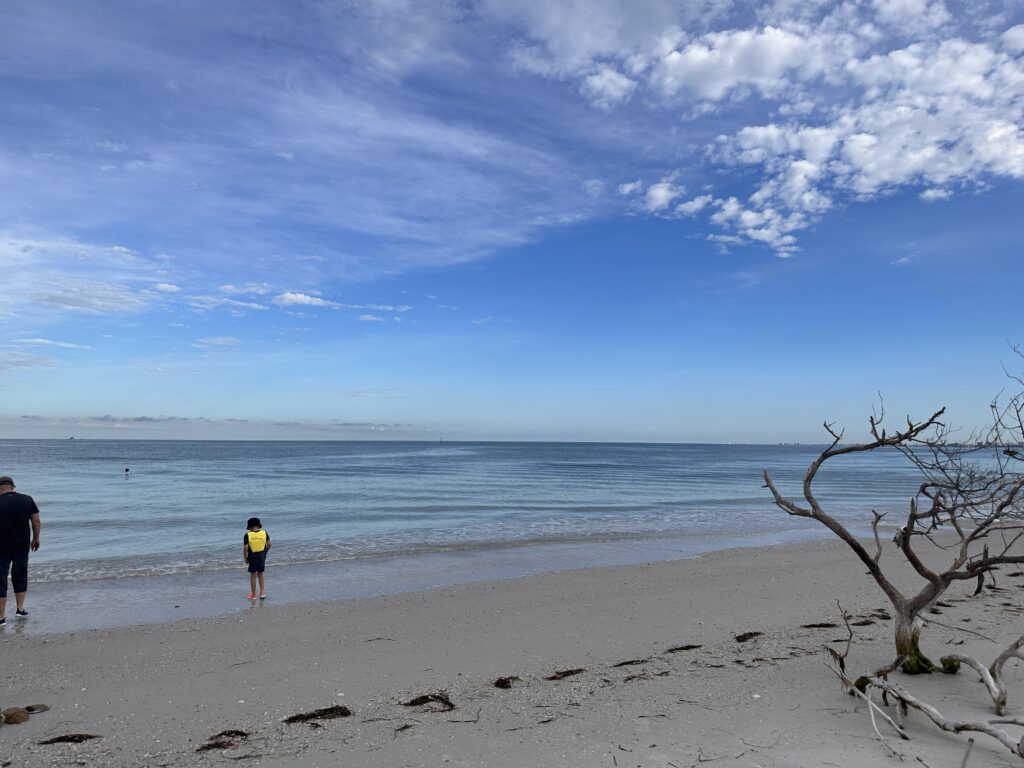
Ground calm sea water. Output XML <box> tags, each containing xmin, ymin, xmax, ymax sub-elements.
<box><xmin>0</xmin><ymin>440</ymin><xmax>925</xmax><ymax>631</ymax></box>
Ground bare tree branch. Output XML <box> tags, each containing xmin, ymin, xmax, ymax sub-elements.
<box><xmin>766</xmin><ymin>392</ymin><xmax>1024</xmax><ymax>672</ymax></box>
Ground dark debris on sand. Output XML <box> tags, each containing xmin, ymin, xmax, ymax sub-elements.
<box><xmin>402</xmin><ymin>692</ymin><xmax>456</xmax><ymax>712</ymax></box>
<box><xmin>196</xmin><ymin>729</ymin><xmax>251</xmax><ymax>751</ymax></box>
<box><xmin>38</xmin><ymin>734</ymin><xmax>100</xmax><ymax>745</ymax></box>
<box><xmin>544</xmin><ymin>668</ymin><xmax>586</xmax><ymax>681</ymax></box>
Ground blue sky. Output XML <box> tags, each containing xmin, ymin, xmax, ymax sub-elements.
<box><xmin>1</xmin><ymin>0</ymin><xmax>1022</xmax><ymax>441</ymax></box>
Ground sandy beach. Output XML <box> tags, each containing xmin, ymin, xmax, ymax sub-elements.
<box><xmin>3</xmin><ymin>538</ymin><xmax>1023</xmax><ymax>768</ymax></box>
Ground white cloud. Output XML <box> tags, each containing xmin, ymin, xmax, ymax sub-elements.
<box><xmin>892</xmin><ymin>252</ymin><xmax>920</xmax><ymax>266</ymax></box>
<box><xmin>581</xmin><ymin>179</ymin><xmax>605</xmax><ymax>196</ymax></box>
<box><xmin>358</xmin><ymin>314</ymin><xmax>386</xmax><ymax>322</ymax></box>
<box><xmin>14</xmin><ymin>338</ymin><xmax>92</xmax><ymax>350</ymax></box>
<box><xmin>193</xmin><ymin>336</ymin><xmax>240</xmax><ymax>347</ymax></box>
<box><xmin>187</xmin><ymin>296</ymin><xmax>268</xmax><ymax>312</ymax></box>
<box><xmin>341</xmin><ymin>303</ymin><xmax>414</xmax><ymax>312</ymax></box>
<box><xmin>273</xmin><ymin>291</ymin><xmax>341</xmax><ymax>309</ymax></box>
<box><xmin>580</xmin><ymin>66</ymin><xmax>636</xmax><ymax>109</ymax></box>
<box><xmin>472</xmin><ymin>316</ymin><xmax>494</xmax><ymax>325</ymax></box>
<box><xmin>154</xmin><ymin>283</ymin><xmax>180</xmax><ymax>293</ymax></box>
<box><xmin>1004</xmin><ymin>24</ymin><xmax>1024</xmax><ymax>54</ymax></box>
<box><xmin>676</xmin><ymin>194</ymin><xmax>713</xmax><ymax>215</ymax></box>
<box><xmin>472</xmin><ymin>4</ymin><xmax>1024</xmax><ymax>254</ymax></box>
<box><xmin>919</xmin><ymin>187</ymin><xmax>952</xmax><ymax>201</ymax></box>
<box><xmin>703</xmin><ymin>34</ymin><xmax>1024</xmax><ymax>252</ymax></box>
<box><xmin>872</xmin><ymin>0</ymin><xmax>951</xmax><ymax>34</ymax></box>
<box><xmin>487</xmin><ymin>0</ymin><xmax>690</xmax><ymax>75</ymax></box>
<box><xmin>219</xmin><ymin>282</ymin><xmax>270</xmax><ymax>295</ymax></box>
<box><xmin>0</xmin><ymin>351</ymin><xmax>57</xmax><ymax>372</ymax></box>
<box><xmin>649</xmin><ymin>26</ymin><xmax>830</xmax><ymax>101</ymax></box>
<box><xmin>0</xmin><ymin>234</ymin><xmax>163</xmax><ymax>316</ymax></box>
<box><xmin>644</xmin><ymin>179</ymin><xmax>683</xmax><ymax>212</ymax></box>
<box><xmin>709</xmin><ymin>197</ymin><xmax>802</xmax><ymax>253</ymax></box>
<box><xmin>32</xmin><ymin>279</ymin><xmax>149</xmax><ymax>313</ymax></box>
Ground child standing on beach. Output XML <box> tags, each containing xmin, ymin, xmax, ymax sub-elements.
<box><xmin>243</xmin><ymin>517</ymin><xmax>271</xmax><ymax>600</ymax></box>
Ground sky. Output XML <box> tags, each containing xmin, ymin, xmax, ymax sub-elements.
<box><xmin>1</xmin><ymin>0</ymin><xmax>1022</xmax><ymax>442</ymax></box>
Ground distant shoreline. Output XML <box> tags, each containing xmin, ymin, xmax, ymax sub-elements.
<box><xmin>2</xmin><ymin>436</ymin><xmax>830</xmax><ymax>445</ymax></box>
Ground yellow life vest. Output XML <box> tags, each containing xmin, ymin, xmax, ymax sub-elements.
<box><xmin>247</xmin><ymin>529</ymin><xmax>268</xmax><ymax>553</ymax></box>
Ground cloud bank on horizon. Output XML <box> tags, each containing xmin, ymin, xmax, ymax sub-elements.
<box><xmin>1</xmin><ymin>0</ymin><xmax>1022</xmax><ymax>439</ymax></box>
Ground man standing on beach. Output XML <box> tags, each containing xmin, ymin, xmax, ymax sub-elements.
<box><xmin>0</xmin><ymin>476</ymin><xmax>41</xmax><ymax>625</ymax></box>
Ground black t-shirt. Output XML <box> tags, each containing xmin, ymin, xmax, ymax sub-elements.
<box><xmin>0</xmin><ymin>491</ymin><xmax>40</xmax><ymax>556</ymax></box>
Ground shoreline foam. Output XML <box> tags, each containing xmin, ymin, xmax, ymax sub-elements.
<box><xmin>18</xmin><ymin>528</ymin><xmax>838</xmax><ymax>634</ymax></box>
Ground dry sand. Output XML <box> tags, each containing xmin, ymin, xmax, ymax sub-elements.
<box><xmin>3</xmin><ymin>538</ymin><xmax>1023</xmax><ymax>767</ymax></box>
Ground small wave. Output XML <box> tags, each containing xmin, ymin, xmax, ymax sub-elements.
<box><xmin>28</xmin><ymin>522</ymin><xmax>822</xmax><ymax>584</ymax></box>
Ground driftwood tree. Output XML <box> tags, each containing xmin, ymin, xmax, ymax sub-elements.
<box><xmin>764</xmin><ymin>394</ymin><xmax>1024</xmax><ymax>674</ymax></box>
<box><xmin>823</xmin><ymin>609</ymin><xmax>1024</xmax><ymax>759</ymax></box>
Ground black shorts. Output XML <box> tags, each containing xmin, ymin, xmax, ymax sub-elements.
<box><xmin>247</xmin><ymin>551</ymin><xmax>266</xmax><ymax>573</ymax></box>
<box><xmin>0</xmin><ymin>552</ymin><xmax>29</xmax><ymax>597</ymax></box>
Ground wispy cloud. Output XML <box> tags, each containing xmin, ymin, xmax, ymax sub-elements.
<box><xmin>14</xmin><ymin>338</ymin><xmax>92</xmax><ymax>350</ymax></box>
<box><xmin>0</xmin><ymin>351</ymin><xmax>58</xmax><ymax>372</ymax></box>
<box><xmin>193</xmin><ymin>336</ymin><xmax>241</xmax><ymax>348</ymax></box>
<box><xmin>892</xmin><ymin>253</ymin><xmax>921</xmax><ymax>267</ymax></box>
<box><xmin>342</xmin><ymin>303</ymin><xmax>414</xmax><ymax>312</ymax></box>
<box><xmin>219</xmin><ymin>283</ymin><xmax>270</xmax><ymax>295</ymax></box>
<box><xmin>32</xmin><ymin>278</ymin><xmax>150</xmax><ymax>314</ymax></box>
<box><xmin>186</xmin><ymin>296</ymin><xmax>268</xmax><ymax>313</ymax></box>
<box><xmin>273</xmin><ymin>291</ymin><xmax>341</xmax><ymax>309</ymax></box>
<box><xmin>0</xmin><ymin>234</ymin><xmax>163</xmax><ymax>318</ymax></box>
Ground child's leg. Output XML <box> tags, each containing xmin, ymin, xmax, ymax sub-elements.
<box><xmin>249</xmin><ymin>572</ymin><xmax>257</xmax><ymax>597</ymax></box>
<box><xmin>257</xmin><ymin>571</ymin><xmax>266</xmax><ymax>597</ymax></box>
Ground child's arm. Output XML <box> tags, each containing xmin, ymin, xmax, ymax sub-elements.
<box><xmin>265</xmin><ymin>533</ymin><xmax>271</xmax><ymax>552</ymax></box>
<box><xmin>243</xmin><ymin>533</ymin><xmax>250</xmax><ymax>562</ymax></box>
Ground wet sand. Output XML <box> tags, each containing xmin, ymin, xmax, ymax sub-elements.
<box><xmin>3</xmin><ymin>538</ymin><xmax>1022</xmax><ymax>767</ymax></box>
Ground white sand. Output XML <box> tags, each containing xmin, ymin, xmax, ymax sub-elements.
<box><xmin>3</xmin><ymin>539</ymin><xmax>1023</xmax><ymax>767</ymax></box>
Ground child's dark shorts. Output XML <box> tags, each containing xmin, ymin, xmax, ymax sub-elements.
<box><xmin>247</xmin><ymin>551</ymin><xmax>267</xmax><ymax>573</ymax></box>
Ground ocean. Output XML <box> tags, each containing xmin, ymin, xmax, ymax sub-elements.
<box><xmin>0</xmin><ymin>440</ymin><xmax>923</xmax><ymax>632</ymax></box>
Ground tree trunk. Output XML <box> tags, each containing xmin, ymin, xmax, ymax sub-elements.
<box><xmin>895</xmin><ymin>610</ymin><xmax>936</xmax><ymax>674</ymax></box>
